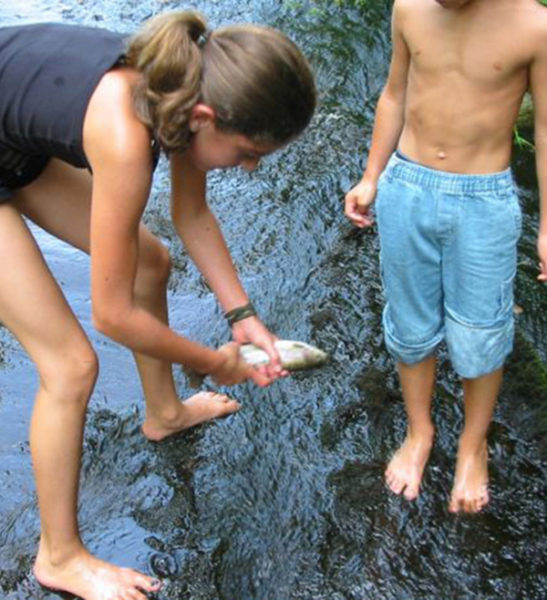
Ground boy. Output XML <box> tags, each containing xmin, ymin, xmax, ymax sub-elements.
<box><xmin>345</xmin><ymin>0</ymin><xmax>547</xmax><ymax>513</ymax></box>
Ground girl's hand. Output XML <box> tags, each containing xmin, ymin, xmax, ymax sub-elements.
<box><xmin>344</xmin><ymin>179</ymin><xmax>377</xmax><ymax>228</ymax></box>
<box><xmin>232</xmin><ymin>316</ymin><xmax>288</xmax><ymax>381</ymax></box>
<box><xmin>210</xmin><ymin>341</ymin><xmax>271</xmax><ymax>387</ymax></box>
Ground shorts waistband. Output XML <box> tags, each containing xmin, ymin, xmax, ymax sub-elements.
<box><xmin>385</xmin><ymin>151</ymin><xmax>514</xmax><ymax>195</ymax></box>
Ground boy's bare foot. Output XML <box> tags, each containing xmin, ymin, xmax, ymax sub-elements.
<box><xmin>449</xmin><ymin>440</ymin><xmax>489</xmax><ymax>513</ymax></box>
<box><xmin>385</xmin><ymin>429</ymin><xmax>434</xmax><ymax>500</ymax></box>
<box><xmin>142</xmin><ymin>390</ymin><xmax>240</xmax><ymax>441</ymax></box>
<box><xmin>34</xmin><ymin>545</ymin><xmax>161</xmax><ymax>600</ymax></box>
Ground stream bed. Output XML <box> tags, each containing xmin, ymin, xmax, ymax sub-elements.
<box><xmin>0</xmin><ymin>1</ymin><xmax>546</xmax><ymax>599</ymax></box>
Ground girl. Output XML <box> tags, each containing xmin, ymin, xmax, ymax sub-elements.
<box><xmin>0</xmin><ymin>11</ymin><xmax>316</xmax><ymax>599</ymax></box>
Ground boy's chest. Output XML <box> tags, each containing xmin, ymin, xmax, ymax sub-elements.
<box><xmin>404</xmin><ymin>15</ymin><xmax>531</xmax><ymax>87</ymax></box>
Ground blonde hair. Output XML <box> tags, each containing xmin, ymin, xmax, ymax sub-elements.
<box><xmin>125</xmin><ymin>11</ymin><xmax>316</xmax><ymax>153</ymax></box>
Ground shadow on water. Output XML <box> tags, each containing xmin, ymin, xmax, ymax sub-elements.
<box><xmin>0</xmin><ymin>0</ymin><xmax>546</xmax><ymax>599</ymax></box>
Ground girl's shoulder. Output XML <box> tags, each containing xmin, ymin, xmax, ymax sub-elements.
<box><xmin>84</xmin><ymin>67</ymin><xmax>153</xmax><ymax>169</ymax></box>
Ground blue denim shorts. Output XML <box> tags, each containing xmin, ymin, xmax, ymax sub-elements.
<box><xmin>375</xmin><ymin>152</ymin><xmax>522</xmax><ymax>379</ymax></box>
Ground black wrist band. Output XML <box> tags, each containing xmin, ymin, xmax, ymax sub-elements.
<box><xmin>225</xmin><ymin>302</ymin><xmax>257</xmax><ymax>326</ymax></box>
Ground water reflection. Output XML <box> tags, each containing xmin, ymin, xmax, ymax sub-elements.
<box><xmin>0</xmin><ymin>0</ymin><xmax>545</xmax><ymax>599</ymax></box>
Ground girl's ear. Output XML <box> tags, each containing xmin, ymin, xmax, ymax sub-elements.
<box><xmin>189</xmin><ymin>103</ymin><xmax>216</xmax><ymax>132</ymax></box>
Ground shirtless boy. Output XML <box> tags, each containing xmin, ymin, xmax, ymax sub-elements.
<box><xmin>345</xmin><ymin>0</ymin><xmax>547</xmax><ymax>512</ymax></box>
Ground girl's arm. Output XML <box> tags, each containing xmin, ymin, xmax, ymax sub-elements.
<box><xmin>169</xmin><ymin>151</ymin><xmax>283</xmax><ymax>373</ymax></box>
<box><xmin>87</xmin><ymin>131</ymin><xmax>225</xmax><ymax>374</ymax></box>
<box><xmin>169</xmin><ymin>152</ymin><xmax>251</xmax><ymax>311</ymax></box>
<box><xmin>81</xmin><ymin>72</ymin><xmax>244</xmax><ymax>381</ymax></box>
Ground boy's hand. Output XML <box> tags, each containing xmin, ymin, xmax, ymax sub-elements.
<box><xmin>538</xmin><ymin>232</ymin><xmax>547</xmax><ymax>282</ymax></box>
<box><xmin>344</xmin><ymin>179</ymin><xmax>377</xmax><ymax>228</ymax></box>
<box><xmin>210</xmin><ymin>341</ymin><xmax>271</xmax><ymax>387</ymax></box>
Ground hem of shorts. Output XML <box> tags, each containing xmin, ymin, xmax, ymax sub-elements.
<box><xmin>383</xmin><ymin>311</ymin><xmax>443</xmax><ymax>365</ymax></box>
<box><xmin>451</xmin><ymin>349</ymin><xmax>511</xmax><ymax>379</ymax></box>
<box><xmin>445</xmin><ymin>311</ymin><xmax>514</xmax><ymax>378</ymax></box>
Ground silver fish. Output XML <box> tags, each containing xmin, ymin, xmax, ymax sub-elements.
<box><xmin>185</xmin><ymin>340</ymin><xmax>328</xmax><ymax>388</ymax></box>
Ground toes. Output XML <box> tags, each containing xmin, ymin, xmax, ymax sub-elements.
<box><xmin>135</xmin><ymin>575</ymin><xmax>161</xmax><ymax>592</ymax></box>
<box><xmin>448</xmin><ymin>492</ymin><xmax>463</xmax><ymax>513</ymax></box>
<box><xmin>123</xmin><ymin>589</ymin><xmax>147</xmax><ymax>600</ymax></box>
<box><xmin>121</xmin><ymin>573</ymin><xmax>161</xmax><ymax>599</ymax></box>
<box><xmin>204</xmin><ymin>391</ymin><xmax>237</xmax><ymax>406</ymax></box>
<box><xmin>449</xmin><ymin>488</ymin><xmax>489</xmax><ymax>513</ymax></box>
<box><xmin>403</xmin><ymin>483</ymin><xmax>419</xmax><ymax>501</ymax></box>
<box><xmin>385</xmin><ymin>472</ymin><xmax>405</xmax><ymax>495</ymax></box>
<box><xmin>223</xmin><ymin>400</ymin><xmax>241</xmax><ymax>414</ymax></box>
<box><xmin>478</xmin><ymin>488</ymin><xmax>489</xmax><ymax>510</ymax></box>
<box><xmin>473</xmin><ymin>487</ymin><xmax>490</xmax><ymax>512</ymax></box>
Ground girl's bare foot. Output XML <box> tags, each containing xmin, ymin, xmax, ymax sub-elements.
<box><xmin>34</xmin><ymin>544</ymin><xmax>161</xmax><ymax>600</ymax></box>
<box><xmin>142</xmin><ymin>390</ymin><xmax>240</xmax><ymax>441</ymax></box>
<box><xmin>385</xmin><ymin>428</ymin><xmax>434</xmax><ymax>500</ymax></box>
<box><xmin>449</xmin><ymin>440</ymin><xmax>489</xmax><ymax>513</ymax></box>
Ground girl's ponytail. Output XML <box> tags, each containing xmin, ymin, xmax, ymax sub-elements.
<box><xmin>126</xmin><ymin>11</ymin><xmax>207</xmax><ymax>152</ymax></box>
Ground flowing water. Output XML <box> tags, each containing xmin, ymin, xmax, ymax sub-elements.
<box><xmin>0</xmin><ymin>1</ymin><xmax>546</xmax><ymax>599</ymax></box>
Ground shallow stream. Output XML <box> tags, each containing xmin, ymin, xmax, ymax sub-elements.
<box><xmin>0</xmin><ymin>1</ymin><xmax>546</xmax><ymax>599</ymax></box>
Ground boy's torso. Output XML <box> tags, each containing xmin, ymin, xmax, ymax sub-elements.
<box><xmin>397</xmin><ymin>0</ymin><xmax>546</xmax><ymax>173</ymax></box>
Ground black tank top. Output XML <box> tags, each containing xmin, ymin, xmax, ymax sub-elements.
<box><xmin>0</xmin><ymin>22</ymin><xmax>127</xmax><ymax>170</ymax></box>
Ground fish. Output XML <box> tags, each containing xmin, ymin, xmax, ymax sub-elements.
<box><xmin>185</xmin><ymin>340</ymin><xmax>329</xmax><ymax>388</ymax></box>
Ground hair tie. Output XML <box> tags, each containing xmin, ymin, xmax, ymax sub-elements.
<box><xmin>197</xmin><ymin>29</ymin><xmax>212</xmax><ymax>48</ymax></box>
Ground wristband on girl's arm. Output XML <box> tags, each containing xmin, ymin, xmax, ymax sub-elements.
<box><xmin>224</xmin><ymin>302</ymin><xmax>257</xmax><ymax>326</ymax></box>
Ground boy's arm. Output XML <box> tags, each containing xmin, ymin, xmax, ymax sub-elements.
<box><xmin>345</xmin><ymin>0</ymin><xmax>410</xmax><ymax>227</ymax></box>
<box><xmin>362</xmin><ymin>0</ymin><xmax>410</xmax><ymax>183</ymax></box>
<box><xmin>530</xmin><ymin>32</ymin><xmax>547</xmax><ymax>281</ymax></box>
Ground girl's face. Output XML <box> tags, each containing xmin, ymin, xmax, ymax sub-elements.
<box><xmin>187</xmin><ymin>105</ymin><xmax>279</xmax><ymax>172</ymax></box>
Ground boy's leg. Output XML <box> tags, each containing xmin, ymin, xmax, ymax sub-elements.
<box><xmin>449</xmin><ymin>367</ymin><xmax>502</xmax><ymax>513</ymax></box>
<box><xmin>443</xmin><ymin>170</ymin><xmax>519</xmax><ymax>512</ymax></box>
<box><xmin>0</xmin><ymin>202</ymin><xmax>160</xmax><ymax>599</ymax></box>
<box><xmin>15</xmin><ymin>158</ymin><xmax>239</xmax><ymax>441</ymax></box>
<box><xmin>385</xmin><ymin>355</ymin><xmax>436</xmax><ymax>499</ymax></box>
<box><xmin>374</xmin><ymin>157</ymin><xmax>444</xmax><ymax>501</ymax></box>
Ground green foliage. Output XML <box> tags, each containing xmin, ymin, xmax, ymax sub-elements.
<box><xmin>514</xmin><ymin>127</ymin><xmax>535</xmax><ymax>152</ymax></box>
<box><xmin>327</xmin><ymin>0</ymin><xmax>377</xmax><ymax>6</ymax></box>
<box><xmin>514</xmin><ymin>92</ymin><xmax>535</xmax><ymax>152</ymax></box>
<box><xmin>284</xmin><ymin>0</ymin><xmax>389</xmax><ymax>17</ymax></box>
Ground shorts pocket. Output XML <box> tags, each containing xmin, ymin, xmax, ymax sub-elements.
<box><xmin>508</xmin><ymin>194</ymin><xmax>523</xmax><ymax>240</ymax></box>
<box><xmin>498</xmin><ymin>271</ymin><xmax>516</xmax><ymax>318</ymax></box>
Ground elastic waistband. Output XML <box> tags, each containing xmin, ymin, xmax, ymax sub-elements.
<box><xmin>384</xmin><ymin>152</ymin><xmax>514</xmax><ymax>195</ymax></box>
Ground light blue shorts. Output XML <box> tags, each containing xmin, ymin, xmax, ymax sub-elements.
<box><xmin>375</xmin><ymin>152</ymin><xmax>522</xmax><ymax>379</ymax></box>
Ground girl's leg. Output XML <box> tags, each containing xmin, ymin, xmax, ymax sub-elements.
<box><xmin>130</xmin><ymin>224</ymin><xmax>241</xmax><ymax>438</ymax></box>
<box><xmin>385</xmin><ymin>355</ymin><xmax>436</xmax><ymax>500</ymax></box>
<box><xmin>15</xmin><ymin>158</ymin><xmax>239</xmax><ymax>441</ymax></box>
<box><xmin>0</xmin><ymin>202</ymin><xmax>159</xmax><ymax>599</ymax></box>
<box><xmin>449</xmin><ymin>367</ymin><xmax>502</xmax><ymax>513</ymax></box>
